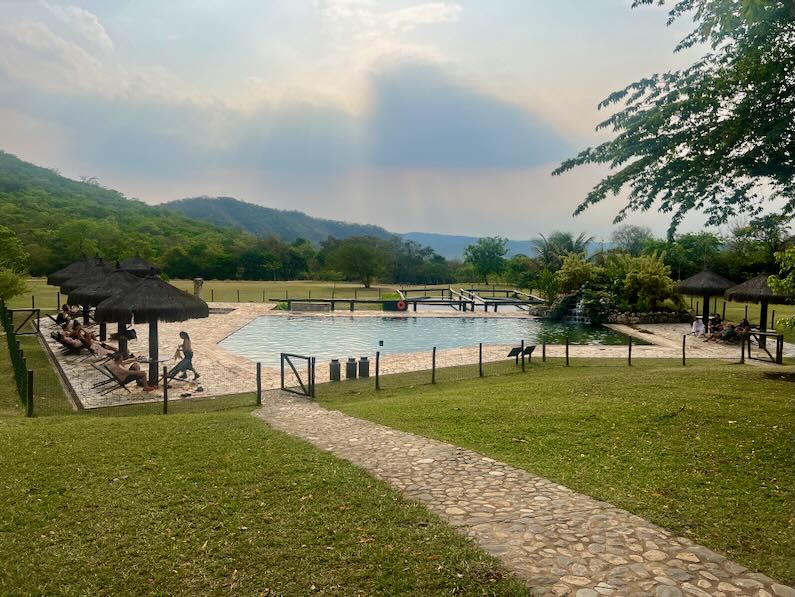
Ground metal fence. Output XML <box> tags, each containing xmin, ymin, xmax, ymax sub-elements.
<box><xmin>0</xmin><ymin>300</ymin><xmax>32</xmax><ymax>416</ymax></box>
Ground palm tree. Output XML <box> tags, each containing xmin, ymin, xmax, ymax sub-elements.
<box><xmin>531</xmin><ymin>231</ymin><xmax>594</xmax><ymax>270</ymax></box>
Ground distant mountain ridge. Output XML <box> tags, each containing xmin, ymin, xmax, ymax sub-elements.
<box><xmin>164</xmin><ymin>197</ymin><xmax>394</xmax><ymax>244</ymax></box>
<box><xmin>402</xmin><ymin>232</ymin><xmax>530</xmax><ymax>260</ymax></box>
<box><xmin>164</xmin><ymin>196</ymin><xmax>531</xmax><ymax>259</ymax></box>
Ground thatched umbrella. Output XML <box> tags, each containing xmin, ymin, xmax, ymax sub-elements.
<box><xmin>95</xmin><ymin>275</ymin><xmax>209</xmax><ymax>385</ymax></box>
<box><xmin>67</xmin><ymin>269</ymin><xmax>143</xmax><ymax>351</ymax></box>
<box><xmin>725</xmin><ymin>274</ymin><xmax>795</xmax><ymax>346</ymax></box>
<box><xmin>120</xmin><ymin>255</ymin><xmax>160</xmax><ymax>277</ymax></box>
<box><xmin>59</xmin><ymin>260</ymin><xmax>114</xmax><ymax>294</ymax></box>
<box><xmin>675</xmin><ymin>270</ymin><xmax>736</xmax><ymax>326</ymax></box>
<box><xmin>47</xmin><ymin>257</ymin><xmax>106</xmax><ymax>286</ymax></box>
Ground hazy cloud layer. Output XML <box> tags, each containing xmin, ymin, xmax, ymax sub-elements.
<box><xmin>0</xmin><ymin>1</ymin><xmax>704</xmax><ymax>237</ymax></box>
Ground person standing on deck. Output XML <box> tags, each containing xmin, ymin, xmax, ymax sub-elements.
<box><xmin>169</xmin><ymin>331</ymin><xmax>200</xmax><ymax>380</ymax></box>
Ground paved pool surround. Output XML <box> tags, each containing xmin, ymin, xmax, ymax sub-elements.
<box><xmin>40</xmin><ymin>303</ymin><xmax>793</xmax><ymax>409</ymax></box>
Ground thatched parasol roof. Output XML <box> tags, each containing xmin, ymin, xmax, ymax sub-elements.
<box><xmin>47</xmin><ymin>257</ymin><xmax>106</xmax><ymax>286</ymax></box>
<box><xmin>95</xmin><ymin>275</ymin><xmax>209</xmax><ymax>324</ymax></box>
<box><xmin>724</xmin><ymin>274</ymin><xmax>795</xmax><ymax>304</ymax></box>
<box><xmin>67</xmin><ymin>269</ymin><xmax>143</xmax><ymax>307</ymax></box>
<box><xmin>59</xmin><ymin>261</ymin><xmax>114</xmax><ymax>294</ymax></box>
<box><xmin>120</xmin><ymin>255</ymin><xmax>160</xmax><ymax>277</ymax></box>
<box><xmin>675</xmin><ymin>270</ymin><xmax>736</xmax><ymax>295</ymax></box>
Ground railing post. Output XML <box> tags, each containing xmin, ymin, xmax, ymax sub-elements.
<box><xmin>280</xmin><ymin>354</ymin><xmax>285</xmax><ymax>391</ymax></box>
<box><xmin>162</xmin><ymin>366</ymin><xmax>168</xmax><ymax>415</ymax></box>
<box><xmin>521</xmin><ymin>339</ymin><xmax>525</xmax><ymax>372</ymax></box>
<box><xmin>256</xmin><ymin>362</ymin><xmax>262</xmax><ymax>405</ymax></box>
<box><xmin>628</xmin><ymin>336</ymin><xmax>632</xmax><ymax>367</ymax></box>
<box><xmin>431</xmin><ymin>347</ymin><xmax>436</xmax><ymax>384</ymax></box>
<box><xmin>682</xmin><ymin>335</ymin><xmax>686</xmax><ymax>366</ymax></box>
<box><xmin>26</xmin><ymin>370</ymin><xmax>33</xmax><ymax>418</ymax></box>
<box><xmin>375</xmin><ymin>351</ymin><xmax>380</xmax><ymax>391</ymax></box>
<box><xmin>479</xmin><ymin>343</ymin><xmax>483</xmax><ymax>378</ymax></box>
<box><xmin>310</xmin><ymin>357</ymin><xmax>316</xmax><ymax>399</ymax></box>
<box><xmin>565</xmin><ymin>336</ymin><xmax>569</xmax><ymax>367</ymax></box>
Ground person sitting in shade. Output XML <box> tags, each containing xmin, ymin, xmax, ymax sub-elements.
<box><xmin>107</xmin><ymin>353</ymin><xmax>157</xmax><ymax>391</ymax></box>
<box><xmin>55</xmin><ymin>304</ymin><xmax>71</xmax><ymax>327</ymax></box>
<box><xmin>691</xmin><ymin>318</ymin><xmax>706</xmax><ymax>336</ymax></box>
<box><xmin>169</xmin><ymin>331</ymin><xmax>200</xmax><ymax>381</ymax></box>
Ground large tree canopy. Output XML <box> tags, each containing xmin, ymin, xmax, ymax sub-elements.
<box><xmin>553</xmin><ymin>0</ymin><xmax>795</xmax><ymax>235</ymax></box>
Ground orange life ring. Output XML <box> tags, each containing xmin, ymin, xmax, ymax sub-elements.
<box><xmin>396</xmin><ymin>300</ymin><xmax>407</xmax><ymax>311</ymax></box>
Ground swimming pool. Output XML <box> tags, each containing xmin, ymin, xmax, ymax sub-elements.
<box><xmin>219</xmin><ymin>315</ymin><xmax>641</xmax><ymax>367</ymax></box>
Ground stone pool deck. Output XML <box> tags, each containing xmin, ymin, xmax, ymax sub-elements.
<box><xmin>40</xmin><ymin>303</ymin><xmax>794</xmax><ymax>409</ymax></box>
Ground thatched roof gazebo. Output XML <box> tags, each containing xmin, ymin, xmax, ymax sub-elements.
<box><xmin>67</xmin><ymin>269</ymin><xmax>143</xmax><ymax>353</ymax></box>
<box><xmin>725</xmin><ymin>274</ymin><xmax>795</xmax><ymax>345</ymax></box>
<box><xmin>675</xmin><ymin>270</ymin><xmax>736</xmax><ymax>326</ymax></box>
<box><xmin>120</xmin><ymin>255</ymin><xmax>160</xmax><ymax>277</ymax></box>
<box><xmin>47</xmin><ymin>257</ymin><xmax>108</xmax><ymax>287</ymax></box>
<box><xmin>95</xmin><ymin>275</ymin><xmax>209</xmax><ymax>385</ymax></box>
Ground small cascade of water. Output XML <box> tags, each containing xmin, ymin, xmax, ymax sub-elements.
<box><xmin>565</xmin><ymin>298</ymin><xmax>592</xmax><ymax>324</ymax></box>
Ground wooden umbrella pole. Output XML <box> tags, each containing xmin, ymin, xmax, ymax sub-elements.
<box><xmin>702</xmin><ymin>293</ymin><xmax>710</xmax><ymax>326</ymax></box>
<box><xmin>117</xmin><ymin>322</ymin><xmax>128</xmax><ymax>359</ymax></box>
<box><xmin>148</xmin><ymin>320</ymin><xmax>159</xmax><ymax>386</ymax></box>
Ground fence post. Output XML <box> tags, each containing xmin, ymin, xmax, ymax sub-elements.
<box><xmin>56</xmin><ymin>292</ymin><xmax>60</xmax><ymax>311</ymax></box>
<box><xmin>310</xmin><ymin>358</ymin><xmax>316</xmax><ymax>399</ymax></box>
<box><xmin>479</xmin><ymin>343</ymin><xmax>483</xmax><ymax>378</ymax></box>
<box><xmin>521</xmin><ymin>339</ymin><xmax>525</xmax><ymax>372</ymax></box>
<box><xmin>721</xmin><ymin>301</ymin><xmax>726</xmax><ymax>320</ymax></box>
<box><xmin>771</xmin><ymin>310</ymin><xmax>776</xmax><ymax>328</ymax></box>
<box><xmin>565</xmin><ymin>336</ymin><xmax>569</xmax><ymax>367</ymax></box>
<box><xmin>431</xmin><ymin>347</ymin><xmax>436</xmax><ymax>383</ymax></box>
<box><xmin>542</xmin><ymin>337</ymin><xmax>546</xmax><ymax>362</ymax></box>
<box><xmin>375</xmin><ymin>351</ymin><xmax>380</xmax><ymax>390</ymax></box>
<box><xmin>26</xmin><ymin>370</ymin><xmax>33</xmax><ymax>418</ymax></box>
<box><xmin>744</xmin><ymin>305</ymin><xmax>748</xmax><ymax>319</ymax></box>
<box><xmin>682</xmin><ymin>335</ymin><xmax>686</xmax><ymax>366</ymax></box>
<box><xmin>740</xmin><ymin>338</ymin><xmax>745</xmax><ymax>364</ymax></box>
<box><xmin>256</xmin><ymin>362</ymin><xmax>262</xmax><ymax>405</ymax></box>
<box><xmin>211</xmin><ymin>288</ymin><xmax>214</xmax><ymax>302</ymax></box>
<box><xmin>237</xmin><ymin>289</ymin><xmax>240</xmax><ymax>303</ymax></box>
<box><xmin>31</xmin><ymin>295</ymin><xmax>35</xmax><ymax>309</ymax></box>
<box><xmin>162</xmin><ymin>366</ymin><xmax>168</xmax><ymax>415</ymax></box>
<box><xmin>628</xmin><ymin>336</ymin><xmax>632</xmax><ymax>367</ymax></box>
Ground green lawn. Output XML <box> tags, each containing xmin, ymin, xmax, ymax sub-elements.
<box><xmin>0</xmin><ymin>413</ymin><xmax>528</xmax><ymax>596</ymax></box>
<box><xmin>317</xmin><ymin>358</ymin><xmax>795</xmax><ymax>585</ymax></box>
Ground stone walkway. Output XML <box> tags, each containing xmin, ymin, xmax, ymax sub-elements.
<box><xmin>254</xmin><ymin>393</ymin><xmax>793</xmax><ymax>597</ymax></box>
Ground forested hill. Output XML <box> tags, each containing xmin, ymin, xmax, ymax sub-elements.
<box><xmin>163</xmin><ymin>196</ymin><xmax>393</xmax><ymax>244</ymax></box>
<box><xmin>0</xmin><ymin>151</ymin><xmax>255</xmax><ymax>277</ymax></box>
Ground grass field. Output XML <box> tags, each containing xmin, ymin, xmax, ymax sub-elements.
<box><xmin>317</xmin><ymin>358</ymin><xmax>795</xmax><ymax>584</ymax></box>
<box><xmin>0</xmin><ymin>339</ymin><xmax>527</xmax><ymax>595</ymax></box>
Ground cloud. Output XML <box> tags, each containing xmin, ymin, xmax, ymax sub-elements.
<box><xmin>44</xmin><ymin>3</ymin><xmax>114</xmax><ymax>51</ymax></box>
<box><xmin>383</xmin><ymin>3</ymin><xmax>462</xmax><ymax>32</ymax></box>
<box><xmin>366</xmin><ymin>62</ymin><xmax>571</xmax><ymax>169</ymax></box>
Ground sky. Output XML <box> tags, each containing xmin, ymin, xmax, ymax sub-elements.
<box><xmin>0</xmin><ymin>0</ymin><xmax>712</xmax><ymax>241</ymax></box>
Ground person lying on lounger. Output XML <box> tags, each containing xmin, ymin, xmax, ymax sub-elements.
<box><xmin>107</xmin><ymin>354</ymin><xmax>157</xmax><ymax>391</ymax></box>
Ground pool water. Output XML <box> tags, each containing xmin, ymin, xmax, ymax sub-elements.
<box><xmin>220</xmin><ymin>315</ymin><xmax>643</xmax><ymax>367</ymax></box>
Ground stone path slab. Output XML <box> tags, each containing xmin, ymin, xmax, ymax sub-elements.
<box><xmin>254</xmin><ymin>392</ymin><xmax>793</xmax><ymax>597</ymax></box>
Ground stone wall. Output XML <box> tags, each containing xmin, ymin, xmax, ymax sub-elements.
<box><xmin>606</xmin><ymin>311</ymin><xmax>692</xmax><ymax>325</ymax></box>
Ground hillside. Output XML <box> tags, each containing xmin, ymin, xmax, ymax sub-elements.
<box><xmin>402</xmin><ymin>232</ymin><xmax>530</xmax><ymax>260</ymax></box>
<box><xmin>164</xmin><ymin>197</ymin><xmax>393</xmax><ymax>244</ymax></box>
<box><xmin>0</xmin><ymin>151</ymin><xmax>252</xmax><ymax>277</ymax></box>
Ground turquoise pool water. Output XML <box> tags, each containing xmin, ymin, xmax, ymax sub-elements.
<box><xmin>220</xmin><ymin>315</ymin><xmax>641</xmax><ymax>367</ymax></box>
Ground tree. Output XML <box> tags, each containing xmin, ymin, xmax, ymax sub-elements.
<box><xmin>463</xmin><ymin>237</ymin><xmax>508</xmax><ymax>283</ymax></box>
<box><xmin>553</xmin><ymin>0</ymin><xmax>795</xmax><ymax>235</ymax></box>
<box><xmin>0</xmin><ymin>225</ymin><xmax>28</xmax><ymax>300</ymax></box>
<box><xmin>555</xmin><ymin>253</ymin><xmax>601</xmax><ymax>293</ymax></box>
<box><xmin>531</xmin><ymin>232</ymin><xmax>594</xmax><ymax>271</ymax></box>
<box><xmin>623</xmin><ymin>253</ymin><xmax>676</xmax><ymax>311</ymax></box>
<box><xmin>611</xmin><ymin>225</ymin><xmax>654</xmax><ymax>256</ymax></box>
<box><xmin>505</xmin><ymin>254</ymin><xmax>541</xmax><ymax>289</ymax></box>
<box><xmin>536</xmin><ymin>269</ymin><xmax>559</xmax><ymax>305</ymax></box>
<box><xmin>325</xmin><ymin>237</ymin><xmax>390</xmax><ymax>287</ymax></box>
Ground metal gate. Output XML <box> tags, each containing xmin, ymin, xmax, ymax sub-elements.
<box><xmin>8</xmin><ymin>308</ymin><xmax>40</xmax><ymax>335</ymax></box>
<box><xmin>280</xmin><ymin>353</ymin><xmax>316</xmax><ymax>398</ymax></box>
